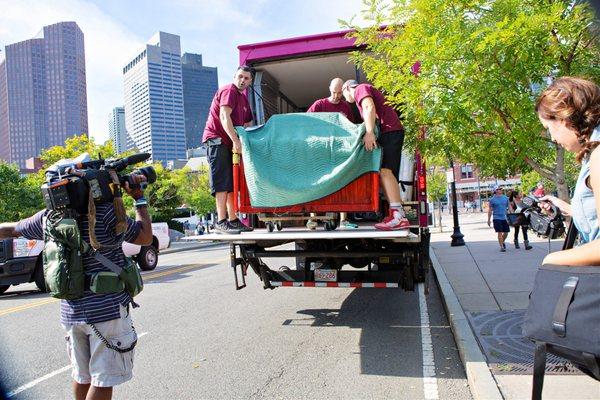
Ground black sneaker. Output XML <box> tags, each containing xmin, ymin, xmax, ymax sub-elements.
<box><xmin>213</xmin><ymin>219</ymin><xmax>241</xmax><ymax>234</ymax></box>
<box><xmin>229</xmin><ymin>218</ymin><xmax>254</xmax><ymax>232</ymax></box>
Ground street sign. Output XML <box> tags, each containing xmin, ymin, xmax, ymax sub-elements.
<box><xmin>446</xmin><ymin>170</ymin><xmax>455</xmax><ymax>183</ymax></box>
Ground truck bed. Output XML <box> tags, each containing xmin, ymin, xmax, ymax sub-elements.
<box><xmin>183</xmin><ymin>225</ymin><xmax>419</xmax><ymax>245</ymax></box>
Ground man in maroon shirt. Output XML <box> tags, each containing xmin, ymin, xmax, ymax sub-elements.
<box><xmin>202</xmin><ymin>66</ymin><xmax>254</xmax><ymax>234</ymax></box>
<box><xmin>342</xmin><ymin>80</ymin><xmax>410</xmax><ymax>230</ymax></box>
<box><xmin>307</xmin><ymin>78</ymin><xmax>356</xmax><ymax>122</ymax></box>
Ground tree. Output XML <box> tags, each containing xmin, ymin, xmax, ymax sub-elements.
<box><xmin>28</xmin><ymin>135</ymin><xmax>118</xmax><ymax>191</ymax></box>
<box><xmin>346</xmin><ymin>0</ymin><xmax>599</xmax><ymax>201</ymax></box>
<box><xmin>144</xmin><ymin>164</ymin><xmax>183</xmax><ymax>222</ymax></box>
<box><xmin>0</xmin><ymin>162</ymin><xmax>43</xmax><ymax>222</ymax></box>
<box><xmin>40</xmin><ymin>134</ymin><xmax>116</xmax><ymax>167</ymax></box>
<box><xmin>426</xmin><ymin>166</ymin><xmax>448</xmax><ymax>231</ymax></box>
<box><xmin>172</xmin><ymin>167</ymin><xmax>215</xmax><ymax>217</ymax></box>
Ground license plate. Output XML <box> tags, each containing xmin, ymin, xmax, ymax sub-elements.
<box><xmin>314</xmin><ymin>269</ymin><xmax>337</xmax><ymax>282</ymax></box>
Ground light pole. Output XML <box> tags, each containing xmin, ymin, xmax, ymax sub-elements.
<box><xmin>448</xmin><ymin>160</ymin><xmax>465</xmax><ymax>246</ymax></box>
<box><xmin>476</xmin><ymin>171</ymin><xmax>483</xmax><ymax>212</ymax></box>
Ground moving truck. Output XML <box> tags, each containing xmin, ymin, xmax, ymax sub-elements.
<box><xmin>189</xmin><ymin>29</ymin><xmax>430</xmax><ymax>291</ymax></box>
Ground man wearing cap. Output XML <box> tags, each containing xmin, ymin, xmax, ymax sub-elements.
<box><xmin>307</xmin><ymin>78</ymin><xmax>356</xmax><ymax>122</ymax></box>
<box><xmin>202</xmin><ymin>66</ymin><xmax>255</xmax><ymax>234</ymax></box>
<box><xmin>487</xmin><ymin>186</ymin><xmax>510</xmax><ymax>251</ymax></box>
<box><xmin>342</xmin><ymin>80</ymin><xmax>410</xmax><ymax>230</ymax></box>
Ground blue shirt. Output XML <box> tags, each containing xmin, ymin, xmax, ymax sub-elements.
<box><xmin>571</xmin><ymin>126</ymin><xmax>600</xmax><ymax>244</ymax></box>
<box><xmin>16</xmin><ymin>204</ymin><xmax>140</xmax><ymax>325</ymax></box>
<box><xmin>489</xmin><ymin>195</ymin><xmax>509</xmax><ymax>220</ymax></box>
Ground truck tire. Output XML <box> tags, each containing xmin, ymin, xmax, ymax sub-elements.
<box><xmin>137</xmin><ymin>245</ymin><xmax>158</xmax><ymax>271</ymax></box>
<box><xmin>0</xmin><ymin>285</ymin><xmax>9</xmax><ymax>295</ymax></box>
<box><xmin>34</xmin><ymin>257</ymin><xmax>47</xmax><ymax>292</ymax></box>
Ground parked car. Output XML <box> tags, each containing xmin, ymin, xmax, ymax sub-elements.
<box><xmin>122</xmin><ymin>222</ymin><xmax>171</xmax><ymax>271</ymax></box>
<box><xmin>0</xmin><ymin>222</ymin><xmax>170</xmax><ymax>295</ymax></box>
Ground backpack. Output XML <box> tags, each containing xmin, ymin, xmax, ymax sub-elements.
<box><xmin>42</xmin><ymin>210</ymin><xmax>143</xmax><ymax>300</ymax></box>
<box><xmin>522</xmin><ymin>222</ymin><xmax>600</xmax><ymax>400</ymax></box>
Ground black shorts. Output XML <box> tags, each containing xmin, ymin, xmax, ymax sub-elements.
<box><xmin>493</xmin><ymin>219</ymin><xmax>510</xmax><ymax>233</ymax></box>
<box><xmin>377</xmin><ymin>130</ymin><xmax>404</xmax><ymax>181</ymax></box>
<box><xmin>206</xmin><ymin>142</ymin><xmax>233</xmax><ymax>196</ymax></box>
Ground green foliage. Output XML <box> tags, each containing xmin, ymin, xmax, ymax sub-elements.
<box><xmin>40</xmin><ymin>134</ymin><xmax>116</xmax><ymax>167</ymax></box>
<box><xmin>0</xmin><ymin>134</ymin><xmax>215</xmax><ymax>225</ymax></box>
<box><xmin>0</xmin><ymin>162</ymin><xmax>43</xmax><ymax>222</ymax></box>
<box><xmin>173</xmin><ymin>167</ymin><xmax>215</xmax><ymax>216</ymax></box>
<box><xmin>145</xmin><ymin>164</ymin><xmax>183</xmax><ymax>221</ymax></box>
<box><xmin>345</xmin><ymin>0</ymin><xmax>599</xmax><ymax>198</ymax></box>
<box><xmin>426</xmin><ymin>167</ymin><xmax>447</xmax><ymax>202</ymax></box>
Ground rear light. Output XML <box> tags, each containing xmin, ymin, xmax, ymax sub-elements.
<box><xmin>418</xmin><ymin>175</ymin><xmax>426</xmax><ymax>191</ymax></box>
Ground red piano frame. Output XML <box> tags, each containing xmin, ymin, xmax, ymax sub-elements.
<box><xmin>233</xmin><ymin>156</ymin><xmax>380</xmax><ymax>215</ymax></box>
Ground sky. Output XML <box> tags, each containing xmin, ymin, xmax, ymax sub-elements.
<box><xmin>0</xmin><ymin>0</ymin><xmax>368</xmax><ymax>143</ymax></box>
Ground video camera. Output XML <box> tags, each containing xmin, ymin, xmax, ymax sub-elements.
<box><xmin>41</xmin><ymin>153</ymin><xmax>156</xmax><ymax>213</ymax></box>
<box><xmin>520</xmin><ymin>195</ymin><xmax>566</xmax><ymax>239</ymax></box>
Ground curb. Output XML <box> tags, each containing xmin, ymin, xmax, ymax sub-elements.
<box><xmin>160</xmin><ymin>241</ymin><xmax>226</xmax><ymax>255</ymax></box>
<box><xmin>430</xmin><ymin>250</ymin><xmax>504</xmax><ymax>400</ymax></box>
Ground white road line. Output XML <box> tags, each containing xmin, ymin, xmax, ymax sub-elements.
<box><xmin>419</xmin><ymin>283</ymin><xmax>439</xmax><ymax>400</ymax></box>
<box><xmin>6</xmin><ymin>332</ymin><xmax>149</xmax><ymax>398</ymax></box>
<box><xmin>6</xmin><ymin>365</ymin><xmax>72</xmax><ymax>398</ymax></box>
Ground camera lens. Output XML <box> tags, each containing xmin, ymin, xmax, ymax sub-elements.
<box><xmin>137</xmin><ymin>166</ymin><xmax>156</xmax><ymax>184</ymax></box>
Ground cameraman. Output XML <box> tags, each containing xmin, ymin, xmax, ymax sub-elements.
<box><xmin>535</xmin><ymin>77</ymin><xmax>600</xmax><ymax>266</ymax></box>
<box><xmin>0</xmin><ymin>174</ymin><xmax>152</xmax><ymax>400</ymax></box>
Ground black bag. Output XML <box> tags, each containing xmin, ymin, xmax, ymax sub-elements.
<box><xmin>522</xmin><ymin>222</ymin><xmax>600</xmax><ymax>400</ymax></box>
<box><xmin>507</xmin><ymin>212</ymin><xmax>527</xmax><ymax>227</ymax></box>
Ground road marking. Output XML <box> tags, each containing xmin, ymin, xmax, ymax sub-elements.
<box><xmin>419</xmin><ymin>283</ymin><xmax>439</xmax><ymax>400</ymax></box>
<box><xmin>6</xmin><ymin>332</ymin><xmax>149</xmax><ymax>398</ymax></box>
<box><xmin>143</xmin><ymin>257</ymin><xmax>228</xmax><ymax>280</ymax></box>
<box><xmin>0</xmin><ymin>298</ymin><xmax>58</xmax><ymax>317</ymax></box>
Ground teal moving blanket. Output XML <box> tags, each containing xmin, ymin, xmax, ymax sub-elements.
<box><xmin>236</xmin><ymin>113</ymin><xmax>381</xmax><ymax>208</ymax></box>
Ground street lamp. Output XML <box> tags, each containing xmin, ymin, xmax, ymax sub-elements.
<box><xmin>476</xmin><ymin>171</ymin><xmax>483</xmax><ymax>212</ymax></box>
<box><xmin>448</xmin><ymin>160</ymin><xmax>465</xmax><ymax>246</ymax></box>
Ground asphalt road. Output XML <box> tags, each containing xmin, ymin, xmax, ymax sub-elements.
<box><xmin>0</xmin><ymin>244</ymin><xmax>472</xmax><ymax>400</ymax></box>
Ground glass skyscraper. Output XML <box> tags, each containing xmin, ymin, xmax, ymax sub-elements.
<box><xmin>123</xmin><ymin>32</ymin><xmax>186</xmax><ymax>164</ymax></box>
<box><xmin>108</xmin><ymin>106</ymin><xmax>128</xmax><ymax>154</ymax></box>
<box><xmin>181</xmin><ymin>53</ymin><xmax>218</xmax><ymax>149</ymax></box>
<box><xmin>0</xmin><ymin>21</ymin><xmax>88</xmax><ymax>169</ymax></box>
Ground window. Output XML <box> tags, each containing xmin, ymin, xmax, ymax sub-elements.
<box><xmin>460</xmin><ymin>164</ymin><xmax>474</xmax><ymax>179</ymax></box>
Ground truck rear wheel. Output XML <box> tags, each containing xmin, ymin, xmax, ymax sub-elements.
<box><xmin>0</xmin><ymin>285</ymin><xmax>9</xmax><ymax>294</ymax></box>
<box><xmin>34</xmin><ymin>257</ymin><xmax>47</xmax><ymax>292</ymax></box>
<box><xmin>137</xmin><ymin>245</ymin><xmax>158</xmax><ymax>271</ymax></box>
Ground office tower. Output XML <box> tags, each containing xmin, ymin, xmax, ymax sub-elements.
<box><xmin>123</xmin><ymin>32</ymin><xmax>186</xmax><ymax>164</ymax></box>
<box><xmin>108</xmin><ymin>106</ymin><xmax>128</xmax><ymax>154</ymax></box>
<box><xmin>181</xmin><ymin>53</ymin><xmax>218</xmax><ymax>149</ymax></box>
<box><xmin>0</xmin><ymin>21</ymin><xmax>88</xmax><ymax>169</ymax></box>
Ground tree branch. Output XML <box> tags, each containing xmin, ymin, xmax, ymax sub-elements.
<box><xmin>493</xmin><ymin>106</ymin><xmax>513</xmax><ymax>133</ymax></box>
<box><xmin>524</xmin><ymin>156</ymin><xmax>556</xmax><ymax>180</ymax></box>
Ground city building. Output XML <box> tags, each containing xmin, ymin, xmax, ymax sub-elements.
<box><xmin>450</xmin><ymin>163</ymin><xmax>520</xmax><ymax>209</ymax></box>
<box><xmin>123</xmin><ymin>31</ymin><xmax>186</xmax><ymax>164</ymax></box>
<box><xmin>0</xmin><ymin>21</ymin><xmax>88</xmax><ymax>169</ymax></box>
<box><xmin>181</xmin><ymin>53</ymin><xmax>218</xmax><ymax>149</ymax></box>
<box><xmin>108</xmin><ymin>106</ymin><xmax>128</xmax><ymax>154</ymax></box>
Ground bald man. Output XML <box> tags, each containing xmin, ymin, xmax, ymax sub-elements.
<box><xmin>342</xmin><ymin>80</ymin><xmax>410</xmax><ymax>230</ymax></box>
<box><xmin>307</xmin><ymin>78</ymin><xmax>356</xmax><ymax>122</ymax></box>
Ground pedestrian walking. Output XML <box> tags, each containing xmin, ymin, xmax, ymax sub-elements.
<box><xmin>508</xmin><ymin>190</ymin><xmax>533</xmax><ymax>250</ymax></box>
<box><xmin>487</xmin><ymin>185</ymin><xmax>510</xmax><ymax>252</ymax></box>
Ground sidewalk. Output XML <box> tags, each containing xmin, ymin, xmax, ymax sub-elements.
<box><xmin>429</xmin><ymin>212</ymin><xmax>600</xmax><ymax>400</ymax></box>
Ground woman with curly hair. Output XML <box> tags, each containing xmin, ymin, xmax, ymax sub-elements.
<box><xmin>536</xmin><ymin>77</ymin><xmax>600</xmax><ymax>266</ymax></box>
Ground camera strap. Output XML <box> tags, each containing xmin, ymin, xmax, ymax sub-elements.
<box><xmin>108</xmin><ymin>170</ymin><xmax>127</xmax><ymax>236</ymax></box>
